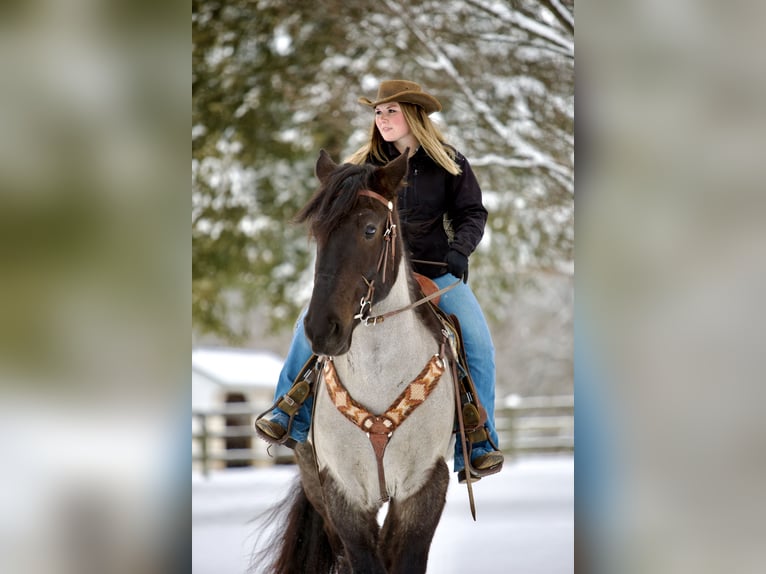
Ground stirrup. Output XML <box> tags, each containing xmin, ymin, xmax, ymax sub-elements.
<box><xmin>458</xmin><ymin>454</ymin><xmax>504</xmax><ymax>484</ymax></box>
<box><xmin>254</xmin><ymin>416</ymin><xmax>297</xmax><ymax>449</ymax></box>
<box><xmin>254</xmin><ymin>355</ymin><xmax>319</xmax><ymax>448</ymax></box>
<box><xmin>460</xmin><ymin>424</ymin><xmax>503</xmax><ymax>482</ymax></box>
<box><xmin>459</xmin><ymin>406</ymin><xmax>503</xmax><ymax>482</ymax></box>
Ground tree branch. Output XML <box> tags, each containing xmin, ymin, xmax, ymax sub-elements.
<box><xmin>381</xmin><ymin>0</ymin><xmax>572</xmax><ymax>188</ymax></box>
<box><xmin>464</xmin><ymin>0</ymin><xmax>573</xmax><ymax>56</ymax></box>
<box><xmin>539</xmin><ymin>0</ymin><xmax>574</xmax><ymax>34</ymax></box>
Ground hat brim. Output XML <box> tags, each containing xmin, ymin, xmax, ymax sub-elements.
<box><xmin>359</xmin><ymin>91</ymin><xmax>442</xmax><ymax>115</ymax></box>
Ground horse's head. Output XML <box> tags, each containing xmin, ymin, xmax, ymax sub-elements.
<box><xmin>297</xmin><ymin>149</ymin><xmax>409</xmax><ymax>356</ymax></box>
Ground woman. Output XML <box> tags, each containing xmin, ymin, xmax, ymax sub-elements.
<box><xmin>256</xmin><ymin>80</ymin><xmax>503</xmax><ymax>480</ymax></box>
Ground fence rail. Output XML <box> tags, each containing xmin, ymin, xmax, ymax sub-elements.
<box><xmin>192</xmin><ymin>395</ymin><xmax>573</xmax><ymax>476</ymax></box>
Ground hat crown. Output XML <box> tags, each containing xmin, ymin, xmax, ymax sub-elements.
<box><xmin>376</xmin><ymin>80</ymin><xmax>424</xmax><ymax>101</ymax></box>
<box><xmin>359</xmin><ymin>79</ymin><xmax>442</xmax><ymax>114</ymax></box>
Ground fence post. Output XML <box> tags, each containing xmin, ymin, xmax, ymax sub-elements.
<box><xmin>199</xmin><ymin>414</ymin><xmax>209</xmax><ymax>479</ymax></box>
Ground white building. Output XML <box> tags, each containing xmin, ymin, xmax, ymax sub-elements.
<box><xmin>192</xmin><ymin>347</ymin><xmax>291</xmax><ymax>472</ymax></box>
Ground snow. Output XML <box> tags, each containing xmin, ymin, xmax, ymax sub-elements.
<box><xmin>192</xmin><ymin>455</ymin><xmax>573</xmax><ymax>573</ymax></box>
<box><xmin>191</xmin><ymin>347</ymin><xmax>284</xmax><ymax>389</ymax></box>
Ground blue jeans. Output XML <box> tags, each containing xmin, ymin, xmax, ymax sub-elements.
<box><xmin>267</xmin><ymin>273</ymin><xmax>499</xmax><ymax>473</ymax></box>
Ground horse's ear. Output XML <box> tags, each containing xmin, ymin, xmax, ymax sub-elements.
<box><xmin>315</xmin><ymin>149</ymin><xmax>338</xmax><ymax>183</ymax></box>
<box><xmin>375</xmin><ymin>148</ymin><xmax>409</xmax><ymax>197</ymax></box>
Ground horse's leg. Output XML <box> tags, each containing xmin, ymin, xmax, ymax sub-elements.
<box><xmin>322</xmin><ymin>474</ymin><xmax>386</xmax><ymax>574</ymax></box>
<box><xmin>379</xmin><ymin>458</ymin><xmax>450</xmax><ymax>574</ymax></box>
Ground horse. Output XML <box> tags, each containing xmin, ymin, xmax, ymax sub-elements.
<box><xmin>259</xmin><ymin>149</ymin><xmax>457</xmax><ymax>573</ymax></box>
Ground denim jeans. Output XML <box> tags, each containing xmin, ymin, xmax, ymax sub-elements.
<box><xmin>267</xmin><ymin>273</ymin><xmax>498</xmax><ymax>473</ymax></box>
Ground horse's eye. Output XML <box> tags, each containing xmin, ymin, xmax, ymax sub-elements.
<box><xmin>364</xmin><ymin>224</ymin><xmax>377</xmax><ymax>238</ymax></box>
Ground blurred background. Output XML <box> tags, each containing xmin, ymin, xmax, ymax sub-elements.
<box><xmin>0</xmin><ymin>0</ymin><xmax>188</xmax><ymax>573</ymax></box>
<box><xmin>577</xmin><ymin>1</ymin><xmax>766</xmax><ymax>573</ymax></box>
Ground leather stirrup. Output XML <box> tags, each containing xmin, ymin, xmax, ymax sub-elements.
<box><xmin>254</xmin><ymin>355</ymin><xmax>320</xmax><ymax>447</ymax></box>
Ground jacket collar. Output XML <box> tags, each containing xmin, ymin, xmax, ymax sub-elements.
<box><xmin>382</xmin><ymin>142</ymin><xmax>426</xmax><ymax>162</ymax></box>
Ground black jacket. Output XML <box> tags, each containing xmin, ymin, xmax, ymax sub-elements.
<box><xmin>372</xmin><ymin>144</ymin><xmax>488</xmax><ymax>278</ymax></box>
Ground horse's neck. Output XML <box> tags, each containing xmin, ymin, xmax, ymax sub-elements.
<box><xmin>334</xmin><ymin>259</ymin><xmax>439</xmax><ymax>411</ymax></box>
<box><xmin>368</xmin><ymin>257</ymin><xmax>413</xmax><ymax>314</ymax></box>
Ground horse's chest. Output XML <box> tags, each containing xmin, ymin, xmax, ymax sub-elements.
<box><xmin>312</xmin><ymin>354</ymin><xmax>454</xmax><ymax>503</ymax></box>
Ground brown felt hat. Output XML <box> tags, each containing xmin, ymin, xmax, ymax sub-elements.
<box><xmin>358</xmin><ymin>80</ymin><xmax>442</xmax><ymax>115</ymax></box>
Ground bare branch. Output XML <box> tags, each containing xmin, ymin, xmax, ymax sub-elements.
<box><xmin>464</xmin><ymin>0</ymin><xmax>573</xmax><ymax>56</ymax></box>
<box><xmin>540</xmin><ymin>0</ymin><xmax>574</xmax><ymax>33</ymax></box>
<box><xmin>381</xmin><ymin>0</ymin><xmax>572</xmax><ymax>186</ymax></box>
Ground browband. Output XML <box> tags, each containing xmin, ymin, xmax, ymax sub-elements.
<box><xmin>358</xmin><ymin>189</ymin><xmax>393</xmax><ymax>211</ymax></box>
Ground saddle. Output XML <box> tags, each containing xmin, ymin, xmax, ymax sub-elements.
<box><xmin>413</xmin><ymin>272</ymin><xmax>443</xmax><ymax>306</ymax></box>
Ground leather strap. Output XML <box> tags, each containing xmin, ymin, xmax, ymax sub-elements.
<box><xmin>360</xmin><ymin>278</ymin><xmax>460</xmax><ymax>326</ymax></box>
<box><xmin>323</xmin><ymin>353</ymin><xmax>445</xmax><ymax>502</ymax></box>
<box><xmin>451</xmin><ymin>352</ymin><xmax>477</xmax><ymax>520</ymax></box>
<box><xmin>448</xmin><ymin>313</ymin><xmax>488</xmax><ymax>428</ymax></box>
<box><xmin>358</xmin><ymin>189</ymin><xmax>393</xmax><ymax>211</ymax></box>
<box><xmin>364</xmin><ymin>417</ymin><xmax>394</xmax><ymax>503</ymax></box>
<box><xmin>358</xmin><ymin>189</ymin><xmax>397</xmax><ymax>284</ymax></box>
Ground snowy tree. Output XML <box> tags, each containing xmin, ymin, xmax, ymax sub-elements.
<box><xmin>193</xmin><ymin>0</ymin><xmax>573</xmax><ymax>395</ymax></box>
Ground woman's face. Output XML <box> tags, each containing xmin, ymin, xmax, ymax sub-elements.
<box><xmin>374</xmin><ymin>103</ymin><xmax>411</xmax><ymax>144</ymax></box>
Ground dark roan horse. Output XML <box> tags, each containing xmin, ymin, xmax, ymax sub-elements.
<box><xmin>256</xmin><ymin>150</ymin><xmax>457</xmax><ymax>573</ymax></box>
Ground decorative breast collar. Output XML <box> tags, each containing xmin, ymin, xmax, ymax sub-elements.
<box><xmin>322</xmin><ymin>354</ymin><xmax>445</xmax><ymax>502</ymax></box>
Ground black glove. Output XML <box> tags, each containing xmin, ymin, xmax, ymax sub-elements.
<box><xmin>446</xmin><ymin>249</ymin><xmax>469</xmax><ymax>283</ymax></box>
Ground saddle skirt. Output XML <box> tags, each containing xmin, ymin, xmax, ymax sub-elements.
<box><xmin>413</xmin><ymin>272</ymin><xmax>441</xmax><ymax>305</ymax></box>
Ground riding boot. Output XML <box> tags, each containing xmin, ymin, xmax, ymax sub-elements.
<box><xmin>254</xmin><ymin>355</ymin><xmax>320</xmax><ymax>449</ymax></box>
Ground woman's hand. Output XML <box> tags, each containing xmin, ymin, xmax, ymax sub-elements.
<box><xmin>446</xmin><ymin>249</ymin><xmax>469</xmax><ymax>283</ymax></box>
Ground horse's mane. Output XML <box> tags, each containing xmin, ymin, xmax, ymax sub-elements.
<box><xmin>294</xmin><ymin>163</ymin><xmax>378</xmax><ymax>240</ymax></box>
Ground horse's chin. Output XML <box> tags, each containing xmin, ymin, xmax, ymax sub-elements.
<box><xmin>310</xmin><ymin>338</ymin><xmax>351</xmax><ymax>357</ymax></box>
<box><xmin>307</xmin><ymin>327</ymin><xmax>354</xmax><ymax>357</ymax></box>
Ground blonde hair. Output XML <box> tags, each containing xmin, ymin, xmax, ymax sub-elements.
<box><xmin>345</xmin><ymin>102</ymin><xmax>461</xmax><ymax>176</ymax></box>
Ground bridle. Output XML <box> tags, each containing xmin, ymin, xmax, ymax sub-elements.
<box><xmin>358</xmin><ymin>189</ymin><xmax>397</xmax><ymax>285</ymax></box>
<box><xmin>322</xmin><ymin>187</ymin><xmax>476</xmax><ymax>515</ymax></box>
<box><xmin>353</xmin><ymin>189</ymin><xmax>460</xmax><ymax>326</ymax></box>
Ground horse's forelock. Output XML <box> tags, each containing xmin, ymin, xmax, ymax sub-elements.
<box><xmin>305</xmin><ymin>164</ymin><xmax>375</xmax><ymax>240</ymax></box>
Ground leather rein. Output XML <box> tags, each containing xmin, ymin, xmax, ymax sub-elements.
<box><xmin>354</xmin><ymin>189</ymin><xmax>460</xmax><ymax>326</ymax></box>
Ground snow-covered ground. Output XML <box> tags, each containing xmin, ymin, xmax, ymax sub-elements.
<box><xmin>192</xmin><ymin>455</ymin><xmax>573</xmax><ymax>573</ymax></box>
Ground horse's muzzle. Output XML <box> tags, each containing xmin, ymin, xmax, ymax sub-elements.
<box><xmin>303</xmin><ymin>310</ymin><xmax>353</xmax><ymax>356</ymax></box>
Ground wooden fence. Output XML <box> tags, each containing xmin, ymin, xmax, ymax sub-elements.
<box><xmin>495</xmin><ymin>395</ymin><xmax>574</xmax><ymax>454</ymax></box>
<box><xmin>192</xmin><ymin>395</ymin><xmax>573</xmax><ymax>476</ymax></box>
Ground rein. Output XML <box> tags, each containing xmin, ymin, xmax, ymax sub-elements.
<box><xmin>353</xmin><ymin>189</ymin><xmax>461</xmax><ymax>326</ymax></box>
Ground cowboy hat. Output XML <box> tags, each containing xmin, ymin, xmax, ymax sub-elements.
<box><xmin>358</xmin><ymin>80</ymin><xmax>442</xmax><ymax>114</ymax></box>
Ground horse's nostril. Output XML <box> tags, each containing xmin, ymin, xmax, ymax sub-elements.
<box><xmin>327</xmin><ymin>317</ymin><xmax>341</xmax><ymax>337</ymax></box>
